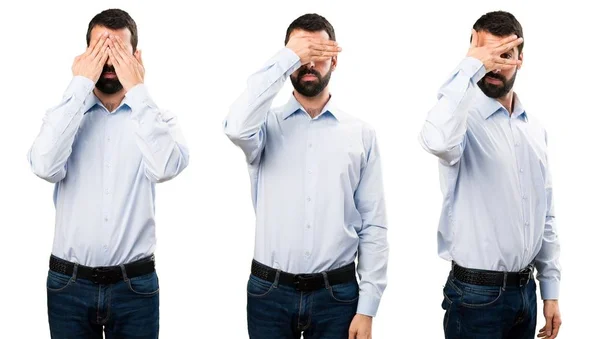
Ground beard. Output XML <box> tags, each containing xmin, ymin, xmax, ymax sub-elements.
<box><xmin>290</xmin><ymin>66</ymin><xmax>332</xmax><ymax>97</ymax></box>
<box><xmin>95</xmin><ymin>65</ymin><xmax>123</xmax><ymax>94</ymax></box>
<box><xmin>477</xmin><ymin>70</ymin><xmax>517</xmax><ymax>99</ymax></box>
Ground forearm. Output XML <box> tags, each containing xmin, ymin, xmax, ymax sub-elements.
<box><xmin>127</xmin><ymin>84</ymin><xmax>190</xmax><ymax>183</ymax></box>
<box><xmin>419</xmin><ymin>57</ymin><xmax>486</xmax><ymax>165</ymax></box>
<box><xmin>223</xmin><ymin>47</ymin><xmax>300</xmax><ymax>164</ymax></box>
<box><xmin>356</xmin><ymin>224</ymin><xmax>388</xmax><ymax>317</ymax></box>
<box><xmin>28</xmin><ymin>76</ymin><xmax>95</xmax><ymax>182</ymax></box>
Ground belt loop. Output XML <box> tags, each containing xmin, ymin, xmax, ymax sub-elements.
<box><xmin>322</xmin><ymin>271</ymin><xmax>330</xmax><ymax>289</ymax></box>
<box><xmin>273</xmin><ymin>270</ymin><xmax>280</xmax><ymax>288</ymax></box>
<box><xmin>502</xmin><ymin>272</ymin><xmax>507</xmax><ymax>290</ymax></box>
<box><xmin>71</xmin><ymin>263</ymin><xmax>79</xmax><ymax>282</ymax></box>
<box><xmin>120</xmin><ymin>264</ymin><xmax>129</xmax><ymax>282</ymax></box>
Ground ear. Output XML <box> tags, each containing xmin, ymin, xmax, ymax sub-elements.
<box><xmin>134</xmin><ymin>49</ymin><xmax>143</xmax><ymax>65</ymax></box>
<box><xmin>517</xmin><ymin>52</ymin><xmax>524</xmax><ymax>70</ymax></box>
<box><xmin>330</xmin><ymin>55</ymin><xmax>337</xmax><ymax>72</ymax></box>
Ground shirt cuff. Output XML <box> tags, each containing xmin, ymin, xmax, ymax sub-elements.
<box><xmin>540</xmin><ymin>280</ymin><xmax>560</xmax><ymax>300</ymax></box>
<box><xmin>65</xmin><ymin>76</ymin><xmax>95</xmax><ymax>101</ymax></box>
<box><xmin>356</xmin><ymin>295</ymin><xmax>381</xmax><ymax>317</ymax></box>
<box><xmin>458</xmin><ymin>57</ymin><xmax>487</xmax><ymax>82</ymax></box>
<box><xmin>273</xmin><ymin>47</ymin><xmax>301</xmax><ymax>76</ymax></box>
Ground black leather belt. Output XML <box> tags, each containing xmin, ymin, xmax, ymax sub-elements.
<box><xmin>251</xmin><ymin>260</ymin><xmax>356</xmax><ymax>291</ymax></box>
<box><xmin>49</xmin><ymin>254</ymin><xmax>156</xmax><ymax>285</ymax></box>
<box><xmin>452</xmin><ymin>261</ymin><xmax>534</xmax><ymax>287</ymax></box>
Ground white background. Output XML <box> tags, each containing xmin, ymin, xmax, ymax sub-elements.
<box><xmin>0</xmin><ymin>0</ymin><xmax>597</xmax><ymax>337</ymax></box>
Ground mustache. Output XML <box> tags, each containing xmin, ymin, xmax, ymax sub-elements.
<box><xmin>485</xmin><ymin>72</ymin><xmax>506</xmax><ymax>83</ymax></box>
<box><xmin>102</xmin><ymin>65</ymin><xmax>116</xmax><ymax>73</ymax></box>
<box><xmin>297</xmin><ymin>67</ymin><xmax>321</xmax><ymax>79</ymax></box>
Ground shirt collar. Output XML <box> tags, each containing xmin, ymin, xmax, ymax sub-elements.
<box><xmin>475</xmin><ymin>88</ymin><xmax>528</xmax><ymax>122</ymax></box>
<box><xmin>281</xmin><ymin>93</ymin><xmax>345</xmax><ymax>122</ymax></box>
<box><xmin>83</xmin><ymin>91</ymin><xmax>129</xmax><ymax>115</ymax></box>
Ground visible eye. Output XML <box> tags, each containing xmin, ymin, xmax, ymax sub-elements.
<box><xmin>501</xmin><ymin>53</ymin><xmax>512</xmax><ymax>59</ymax></box>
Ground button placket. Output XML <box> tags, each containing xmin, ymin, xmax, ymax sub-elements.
<box><xmin>511</xmin><ymin>119</ymin><xmax>531</xmax><ymax>257</ymax></box>
<box><xmin>303</xmin><ymin>120</ymin><xmax>317</xmax><ymax>261</ymax></box>
<box><xmin>101</xmin><ymin>113</ymin><xmax>113</xmax><ymax>258</ymax></box>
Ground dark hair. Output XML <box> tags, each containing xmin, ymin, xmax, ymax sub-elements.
<box><xmin>86</xmin><ymin>9</ymin><xmax>138</xmax><ymax>50</ymax></box>
<box><xmin>473</xmin><ymin>11</ymin><xmax>524</xmax><ymax>53</ymax></box>
<box><xmin>285</xmin><ymin>13</ymin><xmax>335</xmax><ymax>44</ymax></box>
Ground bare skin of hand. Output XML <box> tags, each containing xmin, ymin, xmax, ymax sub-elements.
<box><xmin>538</xmin><ymin>300</ymin><xmax>562</xmax><ymax>339</ymax></box>
<box><xmin>348</xmin><ymin>314</ymin><xmax>372</xmax><ymax>339</ymax></box>
<box><xmin>467</xmin><ymin>29</ymin><xmax>523</xmax><ymax>71</ymax></box>
<box><xmin>106</xmin><ymin>35</ymin><xmax>144</xmax><ymax>92</ymax></box>
<box><xmin>72</xmin><ymin>31</ymin><xmax>109</xmax><ymax>82</ymax></box>
<box><xmin>285</xmin><ymin>33</ymin><xmax>341</xmax><ymax>65</ymax></box>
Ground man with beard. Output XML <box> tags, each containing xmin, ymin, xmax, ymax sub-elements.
<box><xmin>419</xmin><ymin>11</ymin><xmax>562</xmax><ymax>339</ymax></box>
<box><xmin>224</xmin><ymin>13</ymin><xmax>388</xmax><ymax>339</ymax></box>
<box><xmin>28</xmin><ymin>9</ymin><xmax>188</xmax><ymax>338</ymax></box>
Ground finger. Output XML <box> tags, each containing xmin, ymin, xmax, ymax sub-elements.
<box><xmin>108</xmin><ymin>39</ymin><xmax>126</xmax><ymax>64</ymax></box>
<box><xmin>470</xmin><ymin>29</ymin><xmax>478</xmax><ymax>48</ymax></box>
<box><xmin>550</xmin><ymin>317</ymin><xmax>561</xmax><ymax>339</ymax></box>
<box><xmin>544</xmin><ymin>317</ymin><xmax>553</xmax><ymax>337</ymax></box>
<box><xmin>310</xmin><ymin>50</ymin><xmax>339</xmax><ymax>58</ymax></box>
<box><xmin>90</xmin><ymin>34</ymin><xmax>108</xmax><ymax>58</ymax></box>
<box><xmin>93</xmin><ymin>45</ymin><xmax>108</xmax><ymax>65</ymax></box>
<box><xmin>114</xmin><ymin>35</ymin><xmax>132</xmax><ymax>59</ymax></box>
<box><xmin>493</xmin><ymin>56</ymin><xmax>521</xmax><ymax>66</ymax></box>
<box><xmin>496</xmin><ymin>34</ymin><xmax>520</xmax><ymax>46</ymax></box>
<box><xmin>311</xmin><ymin>38</ymin><xmax>339</xmax><ymax>47</ymax></box>
<box><xmin>496</xmin><ymin>37</ymin><xmax>524</xmax><ymax>53</ymax></box>
<box><xmin>107</xmin><ymin>47</ymin><xmax>121</xmax><ymax>67</ymax></box>
<box><xmin>311</xmin><ymin>43</ymin><xmax>342</xmax><ymax>53</ymax></box>
<box><xmin>348</xmin><ymin>329</ymin><xmax>357</xmax><ymax>339</ymax></box>
<box><xmin>109</xmin><ymin>35</ymin><xmax>128</xmax><ymax>60</ymax></box>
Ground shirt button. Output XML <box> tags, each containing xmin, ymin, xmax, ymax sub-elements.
<box><xmin>525</xmin><ymin>221</ymin><xmax>529</xmax><ymax>226</ymax></box>
<box><xmin>308</xmin><ymin>143</ymin><xmax>312</xmax><ymax>148</ymax></box>
<box><xmin>522</xmin><ymin>195</ymin><xmax>527</xmax><ymax>200</ymax></box>
<box><xmin>307</xmin><ymin>197</ymin><xmax>311</xmax><ymax>202</ymax></box>
<box><xmin>107</xmin><ymin>137</ymin><xmax>111</xmax><ymax>142</ymax></box>
<box><xmin>103</xmin><ymin>245</ymin><xmax>108</xmax><ymax>251</ymax></box>
<box><xmin>308</xmin><ymin>170</ymin><xmax>312</xmax><ymax>175</ymax></box>
<box><xmin>306</xmin><ymin>224</ymin><xmax>311</xmax><ymax>229</ymax></box>
<box><xmin>104</xmin><ymin>217</ymin><xmax>109</xmax><ymax>222</ymax></box>
<box><xmin>515</xmin><ymin>142</ymin><xmax>520</xmax><ymax>147</ymax></box>
<box><xmin>519</xmin><ymin>168</ymin><xmax>523</xmax><ymax>173</ymax></box>
<box><xmin>106</xmin><ymin>162</ymin><xmax>111</xmax><ymax>168</ymax></box>
<box><xmin>105</xmin><ymin>189</ymin><xmax>110</xmax><ymax>195</ymax></box>
<box><xmin>305</xmin><ymin>251</ymin><xmax>310</xmax><ymax>257</ymax></box>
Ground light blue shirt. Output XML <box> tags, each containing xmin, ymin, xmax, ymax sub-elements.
<box><xmin>224</xmin><ymin>48</ymin><xmax>388</xmax><ymax>316</ymax></box>
<box><xmin>28</xmin><ymin>76</ymin><xmax>189</xmax><ymax>267</ymax></box>
<box><xmin>419</xmin><ymin>57</ymin><xmax>561</xmax><ymax>300</ymax></box>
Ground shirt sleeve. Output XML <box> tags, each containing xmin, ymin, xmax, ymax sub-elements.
<box><xmin>535</xmin><ymin>130</ymin><xmax>561</xmax><ymax>300</ymax></box>
<box><xmin>223</xmin><ymin>47</ymin><xmax>301</xmax><ymax>165</ymax></box>
<box><xmin>419</xmin><ymin>57</ymin><xmax>487</xmax><ymax>166</ymax></box>
<box><xmin>28</xmin><ymin>76</ymin><xmax>95</xmax><ymax>183</ymax></box>
<box><xmin>354</xmin><ymin>128</ymin><xmax>389</xmax><ymax>317</ymax></box>
<box><xmin>126</xmin><ymin>84</ymin><xmax>190</xmax><ymax>183</ymax></box>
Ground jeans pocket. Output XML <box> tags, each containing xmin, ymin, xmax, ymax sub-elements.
<box><xmin>328</xmin><ymin>281</ymin><xmax>359</xmax><ymax>303</ymax></box>
<box><xmin>127</xmin><ymin>272</ymin><xmax>160</xmax><ymax>296</ymax></box>
<box><xmin>46</xmin><ymin>271</ymin><xmax>73</xmax><ymax>292</ymax></box>
<box><xmin>247</xmin><ymin>275</ymin><xmax>275</xmax><ymax>298</ymax></box>
<box><xmin>454</xmin><ymin>280</ymin><xmax>503</xmax><ymax>309</ymax></box>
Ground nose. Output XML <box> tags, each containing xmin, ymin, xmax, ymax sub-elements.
<box><xmin>308</xmin><ymin>61</ymin><xmax>315</xmax><ymax>68</ymax></box>
<box><xmin>493</xmin><ymin>69</ymin><xmax>501</xmax><ymax>74</ymax></box>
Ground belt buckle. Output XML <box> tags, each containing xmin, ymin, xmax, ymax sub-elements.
<box><xmin>518</xmin><ymin>267</ymin><xmax>532</xmax><ymax>287</ymax></box>
<box><xmin>293</xmin><ymin>274</ymin><xmax>319</xmax><ymax>291</ymax></box>
<box><xmin>90</xmin><ymin>267</ymin><xmax>113</xmax><ymax>285</ymax></box>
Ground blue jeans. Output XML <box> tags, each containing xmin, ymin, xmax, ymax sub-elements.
<box><xmin>247</xmin><ymin>273</ymin><xmax>359</xmax><ymax>339</ymax></box>
<box><xmin>441</xmin><ymin>272</ymin><xmax>537</xmax><ymax>339</ymax></box>
<box><xmin>47</xmin><ymin>268</ymin><xmax>159</xmax><ymax>338</ymax></box>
